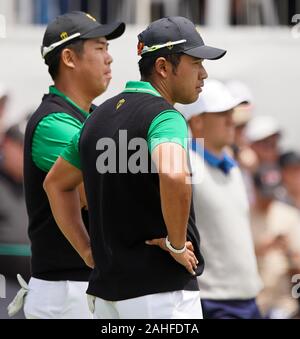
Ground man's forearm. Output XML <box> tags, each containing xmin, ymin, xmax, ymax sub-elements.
<box><xmin>78</xmin><ymin>182</ymin><xmax>88</xmax><ymax>209</ymax></box>
<box><xmin>159</xmin><ymin>173</ymin><xmax>192</xmax><ymax>249</ymax></box>
<box><xmin>45</xmin><ymin>185</ymin><xmax>91</xmax><ymax>261</ymax></box>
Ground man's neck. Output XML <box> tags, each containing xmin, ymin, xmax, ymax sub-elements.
<box><xmin>54</xmin><ymin>82</ymin><xmax>92</xmax><ymax>113</ymax></box>
<box><xmin>147</xmin><ymin>78</ymin><xmax>174</xmax><ymax>105</ymax></box>
<box><xmin>204</xmin><ymin>141</ymin><xmax>224</xmax><ymax>158</ymax></box>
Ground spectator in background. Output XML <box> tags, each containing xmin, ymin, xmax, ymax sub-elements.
<box><xmin>245</xmin><ymin>115</ymin><xmax>281</xmax><ymax>166</ymax></box>
<box><xmin>0</xmin><ymin>124</ymin><xmax>24</xmax><ymax>184</ymax></box>
<box><xmin>226</xmin><ymin>80</ymin><xmax>258</xmax><ymax>205</ymax></box>
<box><xmin>279</xmin><ymin>151</ymin><xmax>300</xmax><ymax>316</ymax></box>
<box><xmin>0</xmin><ymin>121</ymin><xmax>29</xmax><ymax>275</ymax></box>
<box><xmin>226</xmin><ymin>80</ymin><xmax>257</xmax><ymax>169</ymax></box>
<box><xmin>251</xmin><ymin>165</ymin><xmax>300</xmax><ymax>318</ymax></box>
<box><xmin>0</xmin><ymin>121</ymin><xmax>30</xmax><ymax>319</ymax></box>
<box><xmin>279</xmin><ymin>151</ymin><xmax>300</xmax><ymax>209</ymax></box>
<box><xmin>177</xmin><ymin>80</ymin><xmax>262</xmax><ymax>319</ymax></box>
<box><xmin>245</xmin><ymin>115</ymin><xmax>284</xmax><ymax>207</ymax></box>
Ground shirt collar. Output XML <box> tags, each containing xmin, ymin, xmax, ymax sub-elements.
<box><xmin>191</xmin><ymin>139</ymin><xmax>237</xmax><ymax>174</ymax></box>
<box><xmin>49</xmin><ymin>86</ymin><xmax>90</xmax><ymax>118</ymax></box>
<box><xmin>123</xmin><ymin>81</ymin><xmax>162</xmax><ymax>97</ymax></box>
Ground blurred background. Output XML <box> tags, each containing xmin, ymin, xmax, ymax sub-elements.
<box><xmin>0</xmin><ymin>0</ymin><xmax>300</xmax><ymax>150</ymax></box>
<box><xmin>0</xmin><ymin>0</ymin><xmax>300</xmax><ymax>319</ymax></box>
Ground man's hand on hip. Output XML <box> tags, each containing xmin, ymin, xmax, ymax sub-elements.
<box><xmin>146</xmin><ymin>238</ymin><xmax>198</xmax><ymax>276</ymax></box>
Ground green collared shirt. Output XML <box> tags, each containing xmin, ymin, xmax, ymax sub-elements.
<box><xmin>31</xmin><ymin>86</ymin><xmax>90</xmax><ymax>172</ymax></box>
<box><xmin>62</xmin><ymin>81</ymin><xmax>188</xmax><ymax>170</ymax></box>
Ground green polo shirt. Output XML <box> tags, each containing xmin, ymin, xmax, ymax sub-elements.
<box><xmin>61</xmin><ymin>81</ymin><xmax>188</xmax><ymax>170</ymax></box>
<box><xmin>31</xmin><ymin>86</ymin><xmax>89</xmax><ymax>172</ymax></box>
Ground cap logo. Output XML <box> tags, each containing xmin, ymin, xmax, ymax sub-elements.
<box><xmin>116</xmin><ymin>99</ymin><xmax>126</xmax><ymax>110</ymax></box>
<box><xmin>166</xmin><ymin>42</ymin><xmax>174</xmax><ymax>50</ymax></box>
<box><xmin>60</xmin><ymin>32</ymin><xmax>68</xmax><ymax>40</ymax></box>
<box><xmin>86</xmin><ymin>13</ymin><xmax>96</xmax><ymax>22</ymax></box>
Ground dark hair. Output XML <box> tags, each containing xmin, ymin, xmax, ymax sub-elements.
<box><xmin>138</xmin><ymin>53</ymin><xmax>183</xmax><ymax>80</ymax></box>
<box><xmin>47</xmin><ymin>39</ymin><xmax>85</xmax><ymax>81</ymax></box>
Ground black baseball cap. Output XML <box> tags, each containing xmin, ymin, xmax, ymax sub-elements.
<box><xmin>42</xmin><ymin>11</ymin><xmax>125</xmax><ymax>64</ymax></box>
<box><xmin>138</xmin><ymin>16</ymin><xmax>226</xmax><ymax>60</ymax></box>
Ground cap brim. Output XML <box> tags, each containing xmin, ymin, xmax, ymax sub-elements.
<box><xmin>204</xmin><ymin>97</ymin><xmax>246</xmax><ymax>114</ymax></box>
<box><xmin>184</xmin><ymin>45</ymin><xmax>226</xmax><ymax>60</ymax></box>
<box><xmin>82</xmin><ymin>22</ymin><xmax>125</xmax><ymax>40</ymax></box>
<box><xmin>224</xmin><ymin>97</ymin><xmax>246</xmax><ymax>112</ymax></box>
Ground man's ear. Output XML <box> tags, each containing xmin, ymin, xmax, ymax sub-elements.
<box><xmin>61</xmin><ymin>48</ymin><xmax>76</xmax><ymax>70</ymax></box>
<box><xmin>189</xmin><ymin>114</ymin><xmax>204</xmax><ymax>136</ymax></box>
<box><xmin>154</xmin><ymin>57</ymin><xmax>169</xmax><ymax>79</ymax></box>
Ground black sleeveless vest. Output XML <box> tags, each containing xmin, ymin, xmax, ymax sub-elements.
<box><xmin>24</xmin><ymin>93</ymin><xmax>91</xmax><ymax>281</ymax></box>
<box><xmin>79</xmin><ymin>91</ymin><xmax>205</xmax><ymax>300</ymax></box>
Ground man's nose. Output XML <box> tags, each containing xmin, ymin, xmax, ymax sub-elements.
<box><xmin>200</xmin><ymin>65</ymin><xmax>208</xmax><ymax>80</ymax></box>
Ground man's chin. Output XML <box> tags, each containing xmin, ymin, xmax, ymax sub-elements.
<box><xmin>178</xmin><ymin>94</ymin><xmax>199</xmax><ymax>105</ymax></box>
<box><xmin>97</xmin><ymin>82</ymin><xmax>110</xmax><ymax>97</ymax></box>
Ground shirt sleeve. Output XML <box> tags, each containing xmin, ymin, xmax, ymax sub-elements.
<box><xmin>147</xmin><ymin>110</ymin><xmax>188</xmax><ymax>154</ymax></box>
<box><xmin>32</xmin><ymin>113</ymin><xmax>83</xmax><ymax>172</ymax></box>
<box><xmin>60</xmin><ymin>130</ymin><xmax>82</xmax><ymax>170</ymax></box>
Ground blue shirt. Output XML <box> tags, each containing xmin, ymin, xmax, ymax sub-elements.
<box><xmin>191</xmin><ymin>139</ymin><xmax>236</xmax><ymax>174</ymax></box>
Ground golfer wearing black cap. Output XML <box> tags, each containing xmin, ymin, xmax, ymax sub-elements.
<box><xmin>44</xmin><ymin>16</ymin><xmax>225</xmax><ymax>319</ymax></box>
<box><xmin>13</xmin><ymin>12</ymin><xmax>125</xmax><ymax>319</ymax></box>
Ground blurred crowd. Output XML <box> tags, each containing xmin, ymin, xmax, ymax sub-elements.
<box><xmin>0</xmin><ymin>85</ymin><xmax>30</xmax><ymax>279</ymax></box>
<box><xmin>1</xmin><ymin>76</ymin><xmax>300</xmax><ymax>319</ymax></box>
<box><xmin>0</xmin><ymin>85</ymin><xmax>30</xmax><ymax>318</ymax></box>
<box><xmin>227</xmin><ymin>80</ymin><xmax>300</xmax><ymax>318</ymax></box>
<box><xmin>3</xmin><ymin>0</ymin><xmax>299</xmax><ymax>26</ymax></box>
